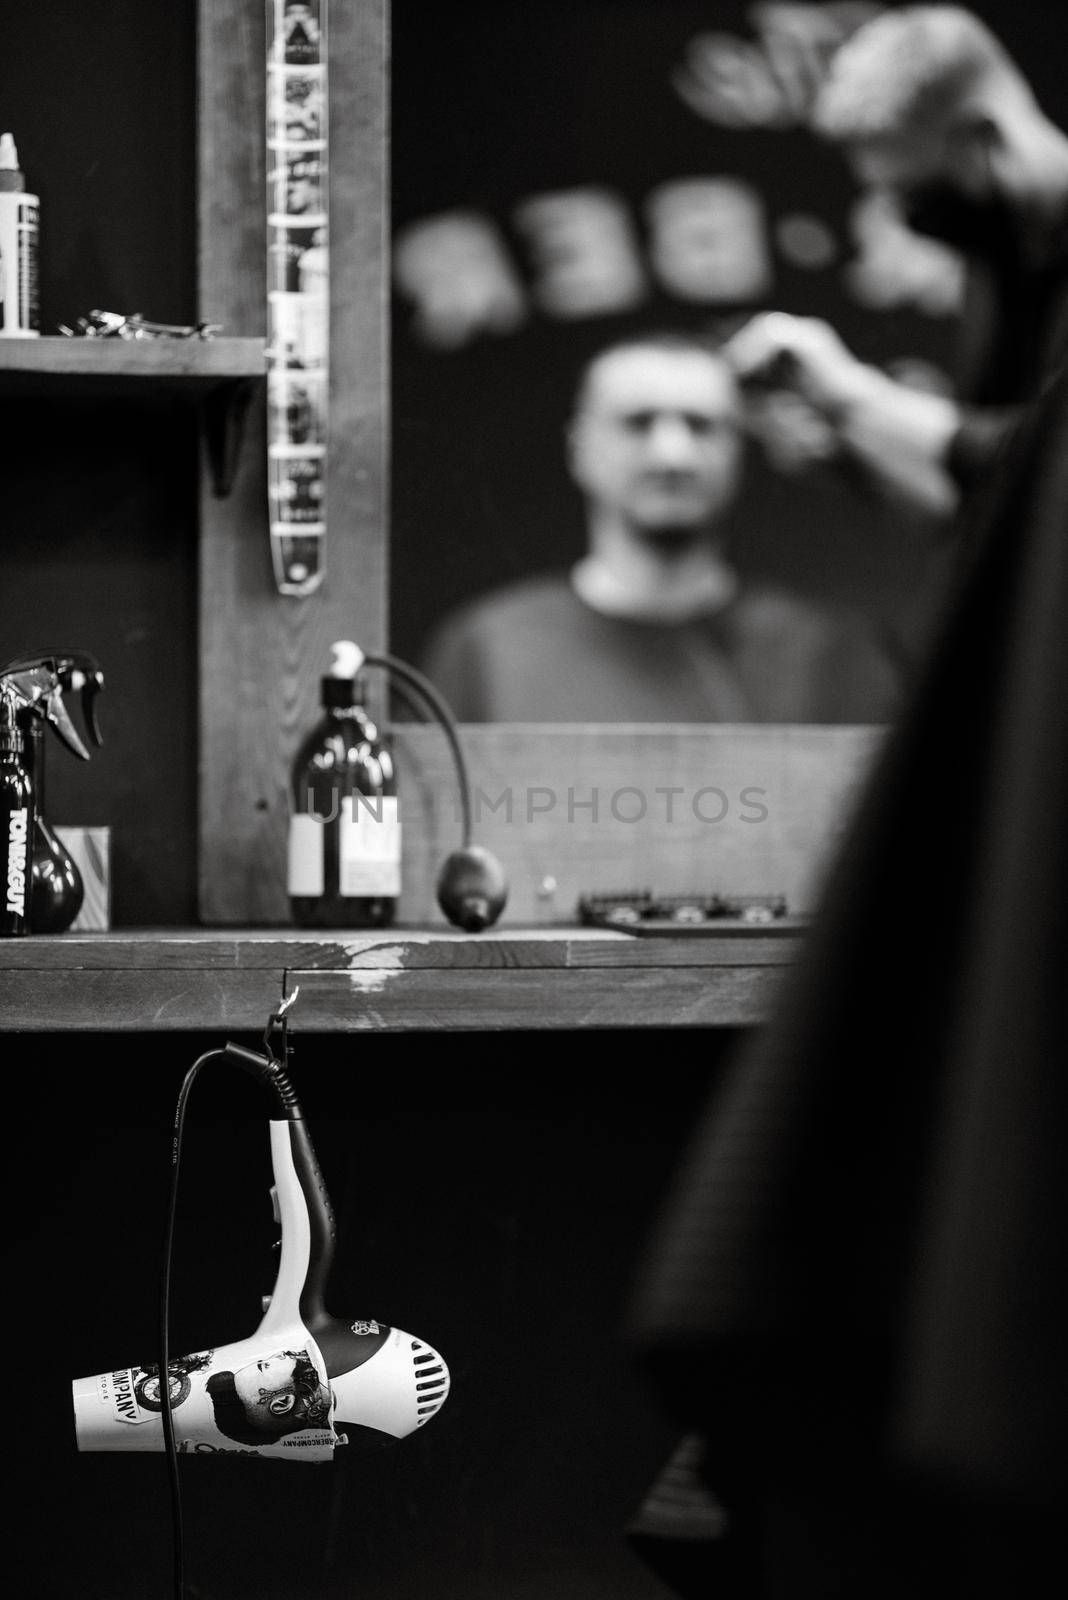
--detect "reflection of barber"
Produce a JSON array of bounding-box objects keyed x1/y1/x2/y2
[
  {"x1": 724, "y1": 6, "x2": 1068, "y2": 523},
  {"x1": 420, "y1": 332, "x2": 902, "y2": 722},
  {"x1": 206, "y1": 1350, "x2": 332, "y2": 1446}
]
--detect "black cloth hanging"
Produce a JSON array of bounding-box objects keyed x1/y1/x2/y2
[{"x1": 624, "y1": 361, "x2": 1068, "y2": 1598}]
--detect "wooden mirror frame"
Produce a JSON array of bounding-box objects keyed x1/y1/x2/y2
[{"x1": 194, "y1": 0, "x2": 882, "y2": 929}]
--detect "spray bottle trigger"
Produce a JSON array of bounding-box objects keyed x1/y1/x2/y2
[
  {"x1": 42, "y1": 688, "x2": 92, "y2": 761},
  {"x1": 80, "y1": 671, "x2": 105, "y2": 747}
]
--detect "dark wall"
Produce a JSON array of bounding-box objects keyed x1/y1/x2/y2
[
  {"x1": 11, "y1": 1028, "x2": 730, "y2": 1600},
  {"x1": 389, "y1": 0, "x2": 1068, "y2": 668},
  {"x1": 0, "y1": 0, "x2": 199, "y2": 925}
]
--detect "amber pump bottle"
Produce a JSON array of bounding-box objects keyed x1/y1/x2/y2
[{"x1": 287, "y1": 640, "x2": 400, "y2": 928}]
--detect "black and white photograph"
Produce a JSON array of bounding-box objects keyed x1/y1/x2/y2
[{"x1": 1, "y1": 3, "x2": 1066, "y2": 1597}]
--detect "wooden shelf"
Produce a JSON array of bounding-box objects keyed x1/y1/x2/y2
[
  {"x1": 0, "y1": 923, "x2": 804, "y2": 1032},
  {"x1": 0, "y1": 334, "x2": 266, "y2": 495},
  {"x1": 0, "y1": 334, "x2": 266, "y2": 394}
]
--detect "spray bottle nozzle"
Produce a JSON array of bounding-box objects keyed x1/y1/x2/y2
[
  {"x1": 0, "y1": 650, "x2": 105, "y2": 760},
  {"x1": 0, "y1": 686, "x2": 24, "y2": 753}
]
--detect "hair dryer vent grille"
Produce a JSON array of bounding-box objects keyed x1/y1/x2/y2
[{"x1": 411, "y1": 1338, "x2": 450, "y2": 1424}]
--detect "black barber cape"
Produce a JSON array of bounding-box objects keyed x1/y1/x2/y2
[{"x1": 625, "y1": 363, "x2": 1068, "y2": 1598}]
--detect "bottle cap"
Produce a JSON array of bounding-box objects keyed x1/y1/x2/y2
[
  {"x1": 328, "y1": 640, "x2": 364, "y2": 677},
  {"x1": 0, "y1": 132, "x2": 23, "y2": 192},
  {"x1": 321, "y1": 639, "x2": 366, "y2": 707}
]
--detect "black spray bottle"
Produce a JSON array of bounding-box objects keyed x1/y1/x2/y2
[
  {"x1": 1, "y1": 686, "x2": 35, "y2": 937},
  {"x1": 0, "y1": 651, "x2": 104, "y2": 934},
  {"x1": 287, "y1": 639, "x2": 400, "y2": 928},
  {"x1": 25, "y1": 716, "x2": 84, "y2": 933}
]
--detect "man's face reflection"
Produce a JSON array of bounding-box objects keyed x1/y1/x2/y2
[{"x1": 568, "y1": 347, "x2": 744, "y2": 537}]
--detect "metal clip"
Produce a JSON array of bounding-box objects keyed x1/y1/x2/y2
[{"x1": 263, "y1": 981, "x2": 300, "y2": 1065}]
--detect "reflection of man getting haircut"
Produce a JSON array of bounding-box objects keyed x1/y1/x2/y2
[
  {"x1": 724, "y1": 6, "x2": 1068, "y2": 523},
  {"x1": 206, "y1": 1349, "x2": 333, "y2": 1446},
  {"x1": 420, "y1": 333, "x2": 902, "y2": 722}
]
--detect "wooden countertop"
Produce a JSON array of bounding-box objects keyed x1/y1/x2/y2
[{"x1": 0, "y1": 923, "x2": 805, "y2": 1031}]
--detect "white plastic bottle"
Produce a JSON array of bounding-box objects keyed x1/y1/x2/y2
[{"x1": 0, "y1": 132, "x2": 40, "y2": 337}]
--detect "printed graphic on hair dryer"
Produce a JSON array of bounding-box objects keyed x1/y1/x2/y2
[
  {"x1": 74, "y1": 1323, "x2": 449, "y2": 1460},
  {"x1": 73, "y1": 1107, "x2": 449, "y2": 1461},
  {"x1": 75, "y1": 1333, "x2": 336, "y2": 1459}
]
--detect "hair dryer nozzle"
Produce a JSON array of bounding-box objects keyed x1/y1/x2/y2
[{"x1": 327, "y1": 1323, "x2": 450, "y2": 1441}]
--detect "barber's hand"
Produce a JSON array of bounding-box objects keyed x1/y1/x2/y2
[
  {"x1": 722, "y1": 311, "x2": 962, "y2": 520},
  {"x1": 721, "y1": 311, "x2": 876, "y2": 415},
  {"x1": 743, "y1": 388, "x2": 842, "y2": 474}
]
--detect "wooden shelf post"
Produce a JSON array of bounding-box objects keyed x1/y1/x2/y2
[{"x1": 196, "y1": 0, "x2": 389, "y2": 924}]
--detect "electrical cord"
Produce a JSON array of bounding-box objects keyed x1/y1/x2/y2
[
  {"x1": 158, "y1": 1034, "x2": 301, "y2": 1600},
  {"x1": 364, "y1": 648, "x2": 508, "y2": 929},
  {"x1": 365, "y1": 651, "x2": 473, "y2": 847},
  {"x1": 159, "y1": 1047, "x2": 226, "y2": 1600}
]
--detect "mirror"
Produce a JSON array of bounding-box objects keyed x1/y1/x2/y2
[{"x1": 388, "y1": 0, "x2": 969, "y2": 724}]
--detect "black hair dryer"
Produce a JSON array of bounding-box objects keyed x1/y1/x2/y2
[{"x1": 0, "y1": 649, "x2": 104, "y2": 933}]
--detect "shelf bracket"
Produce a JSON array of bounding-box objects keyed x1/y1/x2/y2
[{"x1": 202, "y1": 376, "x2": 258, "y2": 498}]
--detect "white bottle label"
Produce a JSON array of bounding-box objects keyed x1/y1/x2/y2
[
  {"x1": 339, "y1": 795, "x2": 401, "y2": 896},
  {"x1": 0, "y1": 194, "x2": 40, "y2": 337},
  {"x1": 5, "y1": 806, "x2": 29, "y2": 917},
  {"x1": 287, "y1": 812, "x2": 324, "y2": 896}
]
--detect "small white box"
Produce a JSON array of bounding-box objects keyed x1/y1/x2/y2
[{"x1": 54, "y1": 826, "x2": 111, "y2": 931}]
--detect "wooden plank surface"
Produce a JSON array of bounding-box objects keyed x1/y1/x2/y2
[
  {"x1": 196, "y1": 0, "x2": 389, "y2": 924},
  {"x1": 0, "y1": 335, "x2": 266, "y2": 382},
  {"x1": 0, "y1": 925, "x2": 800, "y2": 1031},
  {"x1": 284, "y1": 964, "x2": 782, "y2": 1030},
  {"x1": 0, "y1": 961, "x2": 783, "y2": 1032},
  {"x1": 0, "y1": 971, "x2": 282, "y2": 1032},
  {"x1": 0, "y1": 925, "x2": 801, "y2": 969}
]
